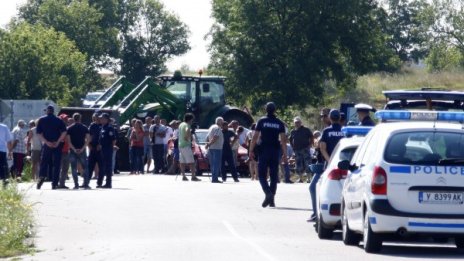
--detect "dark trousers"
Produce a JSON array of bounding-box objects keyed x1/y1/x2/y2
[
  {"x1": 11, "y1": 152, "x2": 25, "y2": 177},
  {"x1": 221, "y1": 150, "x2": 238, "y2": 181},
  {"x1": 0, "y1": 151, "x2": 8, "y2": 181},
  {"x1": 152, "y1": 144, "x2": 165, "y2": 173},
  {"x1": 130, "y1": 146, "x2": 144, "y2": 172},
  {"x1": 88, "y1": 148, "x2": 102, "y2": 180},
  {"x1": 98, "y1": 148, "x2": 113, "y2": 186},
  {"x1": 258, "y1": 148, "x2": 279, "y2": 196},
  {"x1": 39, "y1": 145, "x2": 62, "y2": 187}
]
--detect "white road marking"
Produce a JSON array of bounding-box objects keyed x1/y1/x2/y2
[{"x1": 223, "y1": 220, "x2": 278, "y2": 261}]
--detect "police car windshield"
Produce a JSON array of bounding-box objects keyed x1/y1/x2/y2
[{"x1": 384, "y1": 131, "x2": 464, "y2": 165}]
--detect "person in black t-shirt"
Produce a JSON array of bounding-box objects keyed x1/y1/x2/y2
[
  {"x1": 36, "y1": 105, "x2": 67, "y2": 190},
  {"x1": 221, "y1": 121, "x2": 239, "y2": 182},
  {"x1": 249, "y1": 102, "x2": 287, "y2": 208},
  {"x1": 289, "y1": 116, "x2": 313, "y2": 183},
  {"x1": 67, "y1": 113, "x2": 90, "y2": 189}
]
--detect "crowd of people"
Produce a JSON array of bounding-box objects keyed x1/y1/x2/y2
[{"x1": 0, "y1": 101, "x2": 376, "y2": 213}]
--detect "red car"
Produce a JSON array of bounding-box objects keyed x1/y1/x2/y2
[{"x1": 194, "y1": 129, "x2": 249, "y2": 177}]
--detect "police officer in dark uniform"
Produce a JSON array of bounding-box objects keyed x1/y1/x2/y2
[
  {"x1": 309, "y1": 109, "x2": 344, "y2": 221},
  {"x1": 249, "y1": 102, "x2": 287, "y2": 208},
  {"x1": 88, "y1": 112, "x2": 102, "y2": 185},
  {"x1": 36, "y1": 105, "x2": 67, "y2": 190},
  {"x1": 97, "y1": 113, "x2": 116, "y2": 188},
  {"x1": 355, "y1": 103, "x2": 376, "y2": 126}
]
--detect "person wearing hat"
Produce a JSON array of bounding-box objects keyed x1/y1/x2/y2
[
  {"x1": 249, "y1": 102, "x2": 287, "y2": 208},
  {"x1": 97, "y1": 113, "x2": 117, "y2": 188},
  {"x1": 355, "y1": 103, "x2": 376, "y2": 126},
  {"x1": 10, "y1": 120, "x2": 27, "y2": 180},
  {"x1": 289, "y1": 116, "x2": 313, "y2": 183},
  {"x1": 88, "y1": 112, "x2": 102, "y2": 183},
  {"x1": 36, "y1": 105, "x2": 67, "y2": 190},
  {"x1": 309, "y1": 109, "x2": 344, "y2": 221}
]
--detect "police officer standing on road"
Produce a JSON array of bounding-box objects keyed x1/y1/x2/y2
[
  {"x1": 309, "y1": 109, "x2": 344, "y2": 221},
  {"x1": 249, "y1": 102, "x2": 287, "y2": 208},
  {"x1": 36, "y1": 105, "x2": 67, "y2": 190},
  {"x1": 355, "y1": 103, "x2": 376, "y2": 126},
  {"x1": 98, "y1": 113, "x2": 117, "y2": 188},
  {"x1": 88, "y1": 113, "x2": 102, "y2": 183}
]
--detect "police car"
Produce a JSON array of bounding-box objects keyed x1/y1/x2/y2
[
  {"x1": 339, "y1": 110, "x2": 464, "y2": 253},
  {"x1": 315, "y1": 126, "x2": 372, "y2": 239}
]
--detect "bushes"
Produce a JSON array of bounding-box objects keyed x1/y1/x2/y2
[{"x1": 0, "y1": 182, "x2": 34, "y2": 257}]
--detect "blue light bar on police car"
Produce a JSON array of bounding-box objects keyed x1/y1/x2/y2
[
  {"x1": 341, "y1": 126, "x2": 373, "y2": 136},
  {"x1": 375, "y1": 110, "x2": 464, "y2": 122}
]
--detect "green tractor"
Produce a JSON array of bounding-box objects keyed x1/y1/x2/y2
[
  {"x1": 142, "y1": 73, "x2": 254, "y2": 128},
  {"x1": 60, "y1": 72, "x2": 254, "y2": 170}
]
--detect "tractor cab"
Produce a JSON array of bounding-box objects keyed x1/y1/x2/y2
[{"x1": 157, "y1": 74, "x2": 226, "y2": 126}]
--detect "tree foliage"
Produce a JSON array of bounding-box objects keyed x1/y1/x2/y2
[
  {"x1": 208, "y1": 0, "x2": 400, "y2": 110},
  {"x1": 378, "y1": 0, "x2": 429, "y2": 62},
  {"x1": 17, "y1": 0, "x2": 190, "y2": 87},
  {"x1": 421, "y1": 0, "x2": 464, "y2": 71},
  {"x1": 119, "y1": 0, "x2": 191, "y2": 83},
  {"x1": 19, "y1": 0, "x2": 119, "y2": 65},
  {"x1": 0, "y1": 23, "x2": 87, "y2": 105}
]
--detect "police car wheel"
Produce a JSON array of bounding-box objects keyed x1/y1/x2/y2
[
  {"x1": 455, "y1": 237, "x2": 464, "y2": 248},
  {"x1": 317, "y1": 214, "x2": 333, "y2": 239},
  {"x1": 342, "y1": 204, "x2": 361, "y2": 246},
  {"x1": 363, "y1": 212, "x2": 382, "y2": 253}
]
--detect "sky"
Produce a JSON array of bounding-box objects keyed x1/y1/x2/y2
[{"x1": 0, "y1": 0, "x2": 213, "y2": 71}]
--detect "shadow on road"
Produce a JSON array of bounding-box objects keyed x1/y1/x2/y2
[
  {"x1": 365, "y1": 244, "x2": 464, "y2": 259},
  {"x1": 272, "y1": 207, "x2": 311, "y2": 211},
  {"x1": 321, "y1": 232, "x2": 464, "y2": 258}
]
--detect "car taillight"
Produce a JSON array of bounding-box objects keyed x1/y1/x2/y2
[
  {"x1": 327, "y1": 168, "x2": 348, "y2": 180},
  {"x1": 371, "y1": 166, "x2": 387, "y2": 195}
]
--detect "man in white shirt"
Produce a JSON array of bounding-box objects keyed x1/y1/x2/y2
[
  {"x1": 161, "y1": 119, "x2": 173, "y2": 171},
  {"x1": 0, "y1": 123, "x2": 13, "y2": 186},
  {"x1": 150, "y1": 115, "x2": 167, "y2": 173},
  {"x1": 206, "y1": 117, "x2": 224, "y2": 183},
  {"x1": 11, "y1": 120, "x2": 27, "y2": 180}
]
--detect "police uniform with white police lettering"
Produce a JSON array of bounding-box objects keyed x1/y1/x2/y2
[
  {"x1": 98, "y1": 113, "x2": 116, "y2": 188},
  {"x1": 254, "y1": 102, "x2": 286, "y2": 207},
  {"x1": 309, "y1": 109, "x2": 344, "y2": 221}
]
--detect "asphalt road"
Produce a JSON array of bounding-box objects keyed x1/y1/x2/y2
[{"x1": 18, "y1": 173, "x2": 464, "y2": 261}]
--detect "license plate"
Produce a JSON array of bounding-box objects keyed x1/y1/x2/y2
[{"x1": 419, "y1": 192, "x2": 464, "y2": 205}]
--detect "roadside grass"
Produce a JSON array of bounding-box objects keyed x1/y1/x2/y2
[
  {"x1": 297, "y1": 67, "x2": 464, "y2": 130},
  {"x1": 351, "y1": 67, "x2": 464, "y2": 108},
  {"x1": 0, "y1": 182, "x2": 35, "y2": 258}
]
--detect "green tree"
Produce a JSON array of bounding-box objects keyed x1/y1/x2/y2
[
  {"x1": 119, "y1": 0, "x2": 190, "y2": 82},
  {"x1": 0, "y1": 23, "x2": 87, "y2": 105},
  {"x1": 18, "y1": 0, "x2": 191, "y2": 83},
  {"x1": 379, "y1": 0, "x2": 429, "y2": 62},
  {"x1": 19, "y1": 0, "x2": 119, "y2": 65},
  {"x1": 422, "y1": 0, "x2": 464, "y2": 71},
  {"x1": 208, "y1": 0, "x2": 400, "y2": 110}
]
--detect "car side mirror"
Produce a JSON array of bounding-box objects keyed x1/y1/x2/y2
[
  {"x1": 338, "y1": 160, "x2": 350, "y2": 170},
  {"x1": 202, "y1": 84, "x2": 210, "y2": 93},
  {"x1": 338, "y1": 160, "x2": 358, "y2": 171}
]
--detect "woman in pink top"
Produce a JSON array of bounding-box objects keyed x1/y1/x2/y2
[{"x1": 130, "y1": 120, "x2": 145, "y2": 174}]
